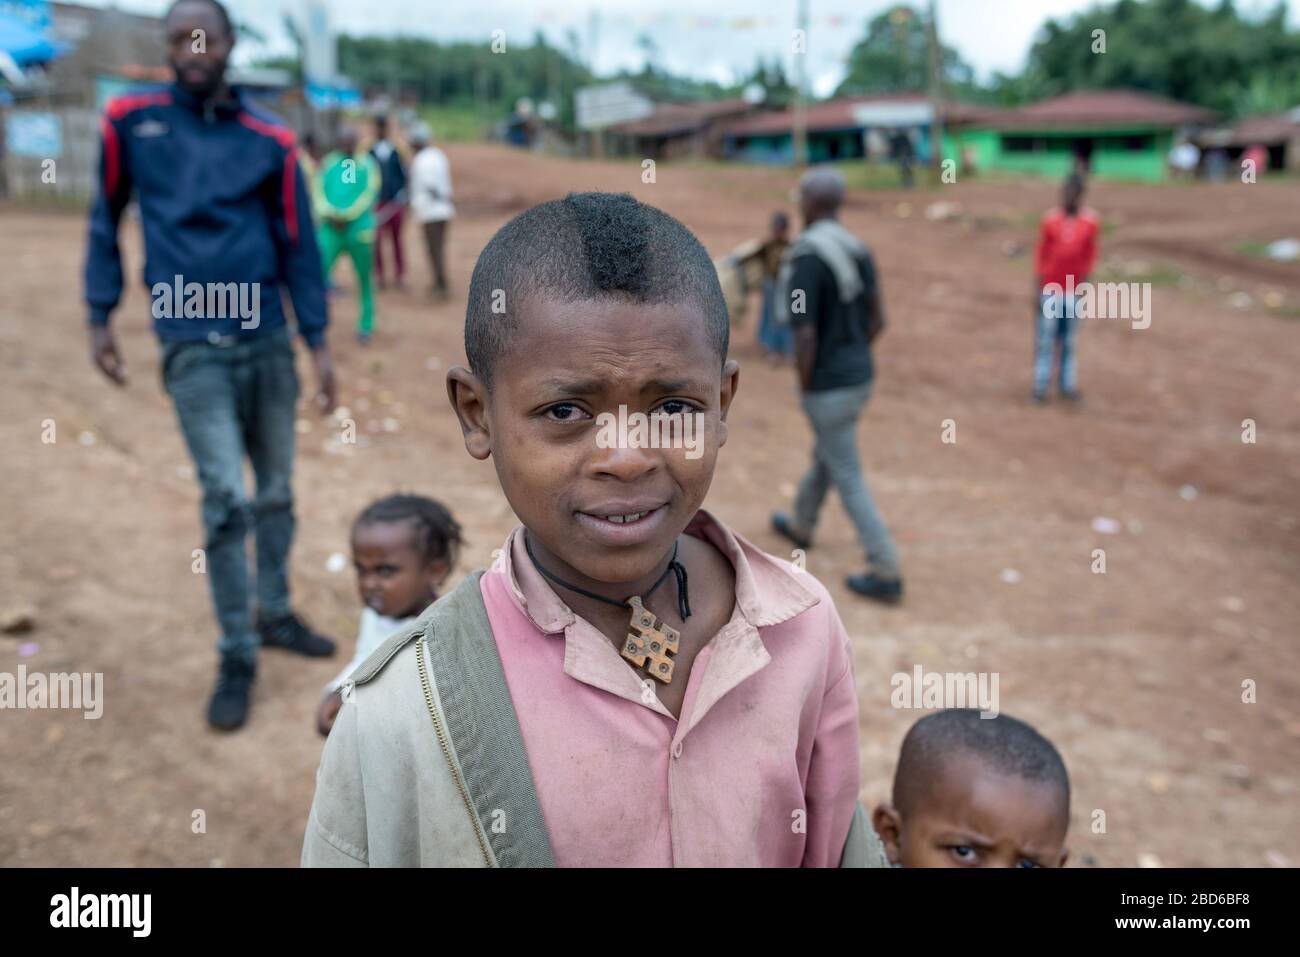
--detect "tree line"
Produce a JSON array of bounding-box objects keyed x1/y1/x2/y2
[{"x1": 256, "y1": 0, "x2": 1300, "y2": 127}]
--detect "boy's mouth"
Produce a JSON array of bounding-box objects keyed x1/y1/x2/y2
[{"x1": 574, "y1": 503, "x2": 669, "y2": 547}]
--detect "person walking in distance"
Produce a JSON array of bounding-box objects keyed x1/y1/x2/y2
[
  {"x1": 370, "y1": 114, "x2": 408, "y2": 289},
  {"x1": 407, "y1": 122, "x2": 455, "y2": 300},
  {"x1": 771, "y1": 167, "x2": 904, "y2": 604},
  {"x1": 317, "y1": 126, "x2": 381, "y2": 342},
  {"x1": 83, "y1": 0, "x2": 338, "y2": 730},
  {"x1": 1032, "y1": 173, "x2": 1099, "y2": 404}
]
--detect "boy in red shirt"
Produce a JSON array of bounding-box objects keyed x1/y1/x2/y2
[{"x1": 1033, "y1": 174, "x2": 1099, "y2": 403}]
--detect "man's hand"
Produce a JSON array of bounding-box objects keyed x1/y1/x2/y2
[
  {"x1": 90, "y1": 325, "x2": 127, "y2": 385},
  {"x1": 793, "y1": 323, "x2": 818, "y2": 393},
  {"x1": 311, "y1": 343, "x2": 337, "y2": 414},
  {"x1": 866, "y1": 286, "x2": 886, "y2": 345}
]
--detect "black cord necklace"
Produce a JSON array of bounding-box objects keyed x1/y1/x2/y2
[{"x1": 523, "y1": 533, "x2": 692, "y2": 684}]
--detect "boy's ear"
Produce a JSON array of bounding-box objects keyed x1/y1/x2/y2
[
  {"x1": 1056, "y1": 846, "x2": 1070, "y2": 868},
  {"x1": 716, "y1": 359, "x2": 740, "y2": 448},
  {"x1": 871, "y1": 803, "x2": 904, "y2": 866},
  {"x1": 446, "y1": 366, "x2": 492, "y2": 460}
]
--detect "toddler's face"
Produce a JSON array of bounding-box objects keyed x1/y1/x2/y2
[
  {"x1": 455, "y1": 294, "x2": 738, "y2": 586},
  {"x1": 352, "y1": 520, "x2": 445, "y2": 620}
]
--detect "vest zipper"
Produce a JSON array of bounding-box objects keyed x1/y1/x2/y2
[{"x1": 415, "y1": 636, "x2": 492, "y2": 867}]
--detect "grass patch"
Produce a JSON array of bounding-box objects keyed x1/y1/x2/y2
[
  {"x1": 1093, "y1": 260, "x2": 1188, "y2": 286},
  {"x1": 1234, "y1": 239, "x2": 1277, "y2": 258},
  {"x1": 417, "y1": 104, "x2": 493, "y2": 142},
  {"x1": 0, "y1": 194, "x2": 89, "y2": 213},
  {"x1": 840, "y1": 162, "x2": 945, "y2": 191}
]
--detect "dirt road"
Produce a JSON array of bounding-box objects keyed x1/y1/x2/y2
[{"x1": 2, "y1": 144, "x2": 1297, "y2": 866}]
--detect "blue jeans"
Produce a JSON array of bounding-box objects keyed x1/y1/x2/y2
[
  {"x1": 758, "y1": 278, "x2": 793, "y2": 356},
  {"x1": 162, "y1": 329, "x2": 300, "y2": 663},
  {"x1": 1034, "y1": 292, "x2": 1081, "y2": 395},
  {"x1": 793, "y1": 380, "x2": 900, "y2": 577}
]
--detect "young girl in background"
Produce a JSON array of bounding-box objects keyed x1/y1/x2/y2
[{"x1": 316, "y1": 494, "x2": 461, "y2": 735}]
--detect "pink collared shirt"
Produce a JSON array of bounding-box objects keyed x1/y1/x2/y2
[{"x1": 479, "y1": 509, "x2": 861, "y2": 867}]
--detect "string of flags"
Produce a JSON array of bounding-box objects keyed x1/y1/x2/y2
[{"x1": 535, "y1": 11, "x2": 859, "y2": 30}]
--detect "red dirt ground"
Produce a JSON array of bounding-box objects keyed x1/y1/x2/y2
[{"x1": 2, "y1": 143, "x2": 1298, "y2": 866}]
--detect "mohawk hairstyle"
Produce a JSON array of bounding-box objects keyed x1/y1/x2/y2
[
  {"x1": 893, "y1": 709, "x2": 1071, "y2": 820},
  {"x1": 464, "y1": 191, "x2": 729, "y2": 388}
]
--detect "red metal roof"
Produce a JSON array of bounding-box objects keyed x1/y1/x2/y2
[
  {"x1": 607, "y1": 99, "x2": 755, "y2": 137},
  {"x1": 982, "y1": 89, "x2": 1216, "y2": 130},
  {"x1": 718, "y1": 94, "x2": 992, "y2": 138},
  {"x1": 1218, "y1": 111, "x2": 1300, "y2": 145}
]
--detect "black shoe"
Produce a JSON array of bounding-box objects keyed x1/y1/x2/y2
[
  {"x1": 771, "y1": 512, "x2": 812, "y2": 550},
  {"x1": 1031, "y1": 389, "x2": 1047, "y2": 405},
  {"x1": 207, "y1": 657, "x2": 255, "y2": 731},
  {"x1": 1061, "y1": 389, "x2": 1083, "y2": 404},
  {"x1": 257, "y1": 613, "x2": 337, "y2": 658},
  {"x1": 845, "y1": 572, "x2": 904, "y2": 605}
]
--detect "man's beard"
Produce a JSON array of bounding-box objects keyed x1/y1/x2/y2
[{"x1": 171, "y1": 59, "x2": 226, "y2": 99}]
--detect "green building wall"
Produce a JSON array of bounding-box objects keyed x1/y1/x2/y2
[{"x1": 943, "y1": 127, "x2": 1174, "y2": 182}]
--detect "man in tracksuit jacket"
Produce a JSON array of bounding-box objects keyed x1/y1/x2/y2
[{"x1": 83, "y1": 0, "x2": 338, "y2": 730}]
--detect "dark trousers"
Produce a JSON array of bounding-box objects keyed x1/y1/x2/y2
[
  {"x1": 373, "y1": 201, "x2": 405, "y2": 283},
  {"x1": 422, "y1": 219, "x2": 449, "y2": 292},
  {"x1": 161, "y1": 328, "x2": 299, "y2": 663}
]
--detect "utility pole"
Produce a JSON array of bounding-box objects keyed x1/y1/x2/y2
[
  {"x1": 587, "y1": 7, "x2": 603, "y2": 158},
  {"x1": 792, "y1": 0, "x2": 808, "y2": 169},
  {"x1": 926, "y1": 0, "x2": 945, "y2": 173}
]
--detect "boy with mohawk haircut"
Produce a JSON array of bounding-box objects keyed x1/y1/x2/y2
[{"x1": 303, "y1": 192, "x2": 887, "y2": 868}]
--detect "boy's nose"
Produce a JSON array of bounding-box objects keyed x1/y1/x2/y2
[{"x1": 587, "y1": 443, "x2": 659, "y2": 482}]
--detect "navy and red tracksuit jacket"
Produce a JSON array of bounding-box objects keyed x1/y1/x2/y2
[{"x1": 83, "y1": 83, "x2": 328, "y2": 346}]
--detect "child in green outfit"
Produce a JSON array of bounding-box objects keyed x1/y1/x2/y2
[{"x1": 316, "y1": 126, "x2": 381, "y2": 342}]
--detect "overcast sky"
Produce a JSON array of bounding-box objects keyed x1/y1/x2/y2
[{"x1": 91, "y1": 0, "x2": 1297, "y2": 94}]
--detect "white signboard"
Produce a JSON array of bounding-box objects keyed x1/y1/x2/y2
[
  {"x1": 851, "y1": 101, "x2": 934, "y2": 129},
  {"x1": 6, "y1": 112, "x2": 61, "y2": 157},
  {"x1": 575, "y1": 82, "x2": 653, "y2": 130}
]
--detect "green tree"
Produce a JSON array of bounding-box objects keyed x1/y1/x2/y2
[
  {"x1": 835, "y1": 4, "x2": 974, "y2": 97},
  {"x1": 744, "y1": 54, "x2": 794, "y2": 108},
  {"x1": 1022, "y1": 0, "x2": 1300, "y2": 118}
]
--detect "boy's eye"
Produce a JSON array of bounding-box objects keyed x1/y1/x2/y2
[
  {"x1": 948, "y1": 845, "x2": 978, "y2": 864},
  {"x1": 1017, "y1": 858, "x2": 1041, "y2": 869},
  {"x1": 544, "y1": 403, "x2": 590, "y2": 422},
  {"x1": 655, "y1": 399, "x2": 698, "y2": 417}
]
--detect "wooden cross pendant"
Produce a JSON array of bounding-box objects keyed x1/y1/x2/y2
[{"x1": 622, "y1": 596, "x2": 680, "y2": 684}]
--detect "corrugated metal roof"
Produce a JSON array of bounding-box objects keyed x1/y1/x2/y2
[
  {"x1": 607, "y1": 99, "x2": 754, "y2": 137},
  {"x1": 1219, "y1": 111, "x2": 1300, "y2": 145},
  {"x1": 718, "y1": 94, "x2": 991, "y2": 138},
  {"x1": 981, "y1": 89, "x2": 1216, "y2": 130}
]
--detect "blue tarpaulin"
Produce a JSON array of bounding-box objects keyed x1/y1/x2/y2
[{"x1": 0, "y1": 14, "x2": 69, "y2": 66}]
